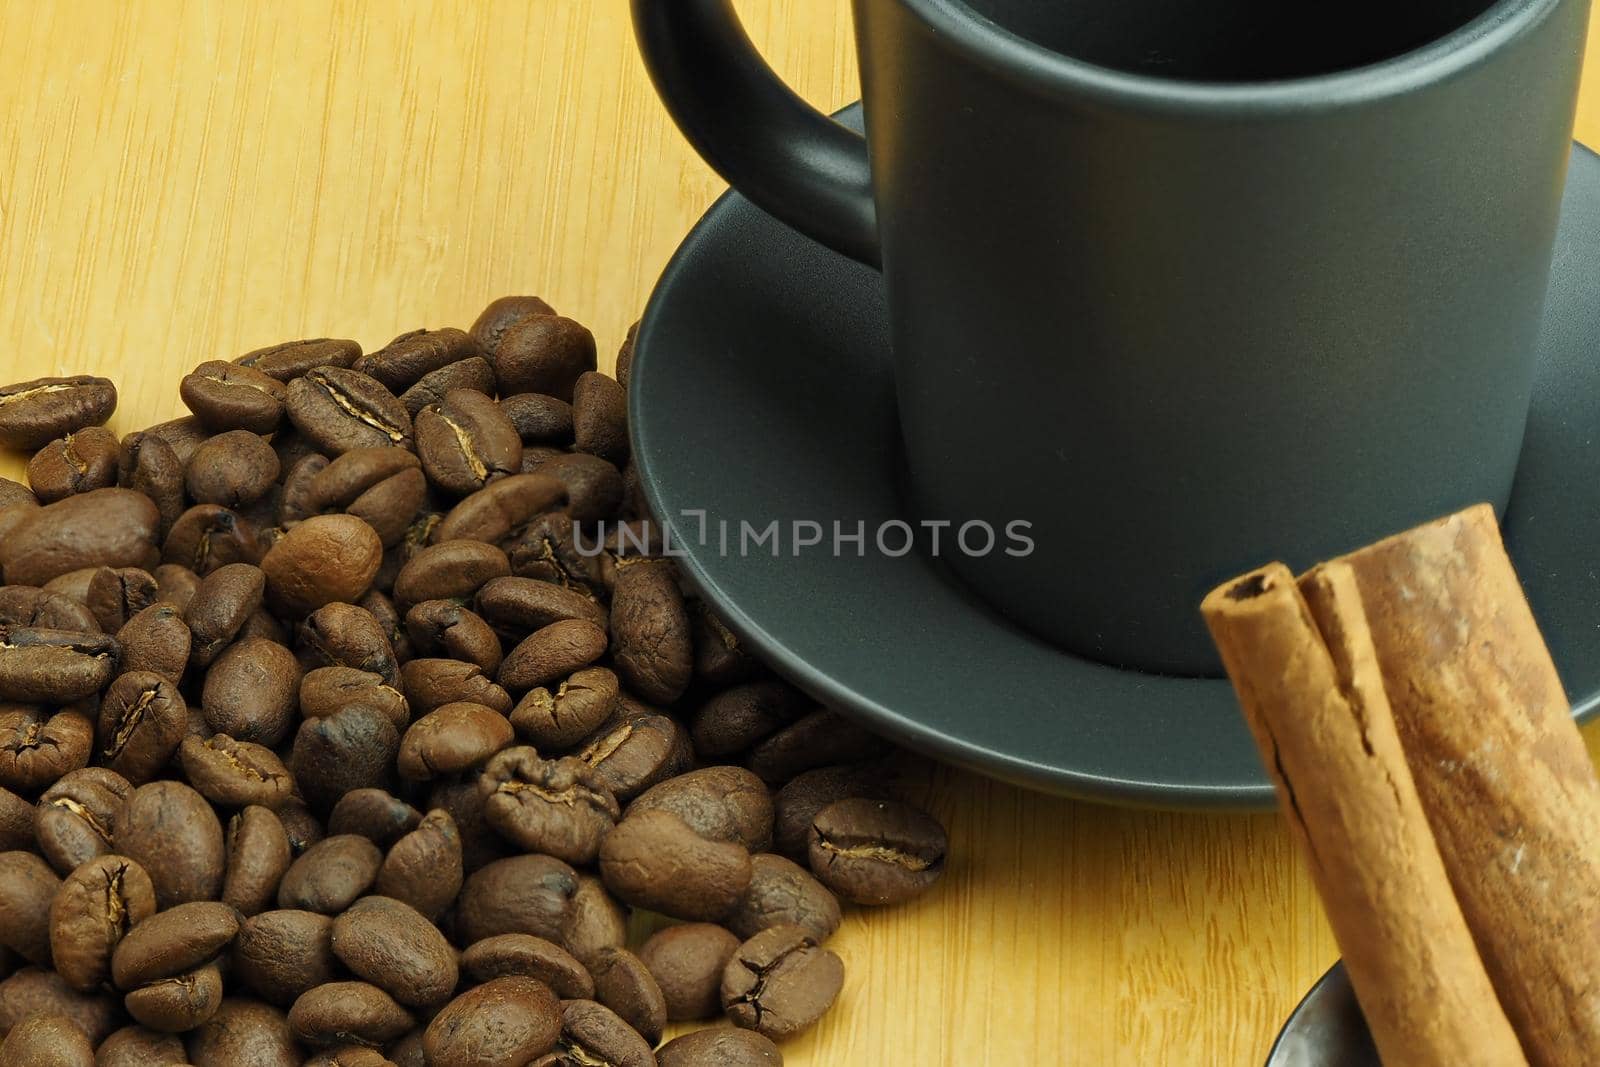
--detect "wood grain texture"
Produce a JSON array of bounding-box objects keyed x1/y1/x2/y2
[{"x1": 2, "y1": 3, "x2": 1597, "y2": 1063}]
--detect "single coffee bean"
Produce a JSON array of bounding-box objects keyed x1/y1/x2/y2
[
  {"x1": 588, "y1": 946, "x2": 666, "y2": 1044},
  {"x1": 96, "y1": 1025, "x2": 191, "y2": 1067},
  {"x1": 222, "y1": 805, "x2": 293, "y2": 917},
  {"x1": 49, "y1": 854, "x2": 157, "y2": 991},
  {"x1": 522, "y1": 452, "x2": 622, "y2": 524},
  {"x1": 279, "y1": 452, "x2": 332, "y2": 525},
  {"x1": 139, "y1": 416, "x2": 209, "y2": 465},
  {"x1": 183, "y1": 562, "x2": 265, "y2": 667},
  {"x1": 598, "y1": 810, "x2": 752, "y2": 922},
  {"x1": 499, "y1": 619, "x2": 608, "y2": 691},
  {"x1": 288, "y1": 703, "x2": 400, "y2": 812},
  {"x1": 285, "y1": 367, "x2": 413, "y2": 456},
  {"x1": 151, "y1": 563, "x2": 202, "y2": 612},
  {"x1": 544, "y1": 999, "x2": 654, "y2": 1067},
  {"x1": 0, "y1": 786, "x2": 34, "y2": 851},
  {"x1": 326, "y1": 789, "x2": 419, "y2": 847},
  {"x1": 690, "y1": 602, "x2": 760, "y2": 686},
  {"x1": 728, "y1": 854, "x2": 841, "y2": 942},
  {"x1": 180, "y1": 733, "x2": 296, "y2": 810},
  {"x1": 0, "y1": 851, "x2": 62, "y2": 964},
  {"x1": 123, "y1": 960, "x2": 224, "y2": 1032},
  {"x1": 162, "y1": 504, "x2": 265, "y2": 575},
  {"x1": 0, "y1": 376, "x2": 117, "y2": 450},
  {"x1": 78, "y1": 566, "x2": 158, "y2": 634},
  {"x1": 274, "y1": 798, "x2": 325, "y2": 856},
  {"x1": 355, "y1": 328, "x2": 482, "y2": 393},
  {"x1": 571, "y1": 371, "x2": 629, "y2": 466},
  {"x1": 0, "y1": 1013, "x2": 96, "y2": 1067},
  {"x1": 0, "y1": 626, "x2": 119, "y2": 704},
  {"x1": 35, "y1": 767, "x2": 130, "y2": 874},
  {"x1": 235, "y1": 338, "x2": 362, "y2": 381},
  {"x1": 689, "y1": 682, "x2": 810, "y2": 761},
  {"x1": 180, "y1": 359, "x2": 289, "y2": 434},
  {"x1": 476, "y1": 576, "x2": 606, "y2": 636},
  {"x1": 375, "y1": 807, "x2": 463, "y2": 921},
  {"x1": 575, "y1": 713, "x2": 692, "y2": 802},
  {"x1": 289, "y1": 980, "x2": 415, "y2": 1048},
  {"x1": 499, "y1": 392, "x2": 574, "y2": 446},
  {"x1": 614, "y1": 322, "x2": 638, "y2": 389},
  {"x1": 509, "y1": 667, "x2": 620, "y2": 751},
  {"x1": 396, "y1": 701, "x2": 513, "y2": 781},
  {"x1": 432, "y1": 472, "x2": 568, "y2": 545},
  {"x1": 392, "y1": 539, "x2": 511, "y2": 608},
  {"x1": 187, "y1": 998, "x2": 300, "y2": 1067},
  {"x1": 0, "y1": 477, "x2": 35, "y2": 508},
  {"x1": 0, "y1": 489, "x2": 161, "y2": 587},
  {"x1": 399, "y1": 355, "x2": 498, "y2": 417},
  {"x1": 300, "y1": 668, "x2": 410, "y2": 730},
  {"x1": 116, "y1": 433, "x2": 186, "y2": 539},
  {"x1": 330, "y1": 895, "x2": 458, "y2": 1008},
  {"x1": 746, "y1": 709, "x2": 889, "y2": 785},
  {"x1": 297, "y1": 601, "x2": 400, "y2": 686},
  {"x1": 493, "y1": 315, "x2": 596, "y2": 401},
  {"x1": 183, "y1": 429, "x2": 281, "y2": 507},
  {"x1": 628, "y1": 765, "x2": 774, "y2": 853},
  {"x1": 721, "y1": 924, "x2": 843, "y2": 1040},
  {"x1": 561, "y1": 875, "x2": 628, "y2": 969},
  {"x1": 276, "y1": 835, "x2": 382, "y2": 914},
  {"x1": 307, "y1": 447, "x2": 426, "y2": 548},
  {"x1": 0, "y1": 703, "x2": 95, "y2": 792},
  {"x1": 111, "y1": 900, "x2": 238, "y2": 990},
  {"x1": 26, "y1": 427, "x2": 121, "y2": 503},
  {"x1": 504, "y1": 511, "x2": 605, "y2": 593},
  {"x1": 457, "y1": 854, "x2": 577, "y2": 945},
  {"x1": 657, "y1": 1027, "x2": 784, "y2": 1067},
  {"x1": 470, "y1": 295, "x2": 556, "y2": 358},
  {"x1": 423, "y1": 976, "x2": 561, "y2": 1067},
  {"x1": 415, "y1": 388, "x2": 522, "y2": 496},
  {"x1": 460, "y1": 934, "x2": 593, "y2": 999},
  {"x1": 404, "y1": 600, "x2": 501, "y2": 673},
  {"x1": 400, "y1": 658, "x2": 512, "y2": 715},
  {"x1": 92, "y1": 672, "x2": 184, "y2": 786},
  {"x1": 260, "y1": 514, "x2": 383, "y2": 617},
  {"x1": 638, "y1": 923, "x2": 742, "y2": 1022},
  {"x1": 808, "y1": 797, "x2": 948, "y2": 906},
  {"x1": 202, "y1": 637, "x2": 302, "y2": 746},
  {"x1": 233, "y1": 910, "x2": 337, "y2": 1006},
  {"x1": 607, "y1": 561, "x2": 690, "y2": 705},
  {"x1": 480, "y1": 749, "x2": 619, "y2": 865},
  {"x1": 115, "y1": 781, "x2": 225, "y2": 908}
]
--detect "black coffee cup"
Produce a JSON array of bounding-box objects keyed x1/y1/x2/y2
[{"x1": 634, "y1": 0, "x2": 1588, "y2": 674}]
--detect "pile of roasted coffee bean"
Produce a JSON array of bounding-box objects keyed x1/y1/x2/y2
[{"x1": 0, "y1": 296, "x2": 949, "y2": 1067}]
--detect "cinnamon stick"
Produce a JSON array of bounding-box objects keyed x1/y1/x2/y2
[
  {"x1": 1202, "y1": 562, "x2": 1526, "y2": 1067},
  {"x1": 1311, "y1": 504, "x2": 1600, "y2": 1067}
]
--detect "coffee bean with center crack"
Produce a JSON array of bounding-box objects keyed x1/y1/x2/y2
[
  {"x1": 35, "y1": 767, "x2": 130, "y2": 874},
  {"x1": 235, "y1": 339, "x2": 361, "y2": 381},
  {"x1": 180, "y1": 359, "x2": 289, "y2": 434},
  {"x1": 355, "y1": 328, "x2": 483, "y2": 394},
  {"x1": 285, "y1": 367, "x2": 413, "y2": 456},
  {"x1": 0, "y1": 376, "x2": 117, "y2": 451},
  {"x1": 415, "y1": 388, "x2": 522, "y2": 496},
  {"x1": 49, "y1": 854, "x2": 157, "y2": 992},
  {"x1": 721, "y1": 924, "x2": 844, "y2": 1040},
  {"x1": 180, "y1": 733, "x2": 296, "y2": 810},
  {"x1": 808, "y1": 797, "x2": 948, "y2": 906},
  {"x1": 509, "y1": 667, "x2": 620, "y2": 751},
  {"x1": 27, "y1": 427, "x2": 121, "y2": 503},
  {"x1": 0, "y1": 703, "x2": 95, "y2": 793},
  {"x1": 480, "y1": 748, "x2": 618, "y2": 865}
]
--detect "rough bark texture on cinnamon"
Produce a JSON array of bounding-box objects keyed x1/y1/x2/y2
[
  {"x1": 1203, "y1": 562, "x2": 1526, "y2": 1067},
  {"x1": 1313, "y1": 504, "x2": 1600, "y2": 1067}
]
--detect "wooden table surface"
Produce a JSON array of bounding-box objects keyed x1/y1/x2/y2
[{"x1": 3, "y1": 3, "x2": 1598, "y2": 1063}]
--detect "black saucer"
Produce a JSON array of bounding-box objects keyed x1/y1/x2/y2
[{"x1": 631, "y1": 106, "x2": 1600, "y2": 808}]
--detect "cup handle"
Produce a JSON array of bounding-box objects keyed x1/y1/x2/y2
[{"x1": 631, "y1": 0, "x2": 880, "y2": 267}]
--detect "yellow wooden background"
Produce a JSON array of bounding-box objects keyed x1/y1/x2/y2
[{"x1": 2, "y1": 3, "x2": 1597, "y2": 1063}]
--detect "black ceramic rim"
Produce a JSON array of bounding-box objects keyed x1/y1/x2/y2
[
  {"x1": 903, "y1": 0, "x2": 1561, "y2": 112},
  {"x1": 630, "y1": 121, "x2": 1600, "y2": 809}
]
